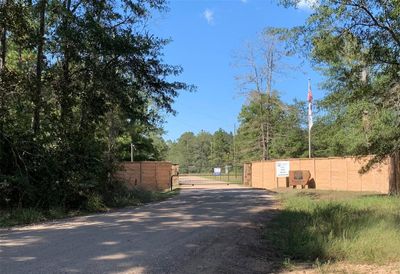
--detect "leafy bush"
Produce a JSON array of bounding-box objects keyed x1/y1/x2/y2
[
  {"x1": 0, "y1": 208, "x2": 45, "y2": 227},
  {"x1": 86, "y1": 193, "x2": 107, "y2": 212}
]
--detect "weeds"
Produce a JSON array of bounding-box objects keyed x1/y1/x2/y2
[
  {"x1": 0, "y1": 188, "x2": 180, "y2": 228},
  {"x1": 266, "y1": 191, "x2": 400, "y2": 264}
]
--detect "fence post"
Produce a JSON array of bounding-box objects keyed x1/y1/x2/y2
[
  {"x1": 140, "y1": 162, "x2": 142, "y2": 185},
  {"x1": 329, "y1": 158, "x2": 332, "y2": 190},
  {"x1": 346, "y1": 157, "x2": 349, "y2": 191},
  {"x1": 155, "y1": 162, "x2": 157, "y2": 190},
  {"x1": 313, "y1": 158, "x2": 316, "y2": 187}
]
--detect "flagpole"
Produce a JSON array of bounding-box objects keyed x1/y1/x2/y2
[
  {"x1": 308, "y1": 124, "x2": 311, "y2": 159},
  {"x1": 308, "y1": 79, "x2": 312, "y2": 159}
]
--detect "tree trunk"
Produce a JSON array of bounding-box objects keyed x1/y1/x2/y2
[
  {"x1": 0, "y1": 25, "x2": 5, "y2": 72},
  {"x1": 259, "y1": 93, "x2": 268, "y2": 160},
  {"x1": 0, "y1": 0, "x2": 7, "y2": 72},
  {"x1": 0, "y1": 0, "x2": 8, "y2": 133},
  {"x1": 60, "y1": 0, "x2": 72, "y2": 126},
  {"x1": 33, "y1": 0, "x2": 46, "y2": 135},
  {"x1": 389, "y1": 150, "x2": 400, "y2": 195},
  {"x1": 261, "y1": 122, "x2": 266, "y2": 160}
]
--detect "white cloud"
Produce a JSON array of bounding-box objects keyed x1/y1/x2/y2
[
  {"x1": 297, "y1": 0, "x2": 318, "y2": 10},
  {"x1": 203, "y1": 9, "x2": 214, "y2": 25}
]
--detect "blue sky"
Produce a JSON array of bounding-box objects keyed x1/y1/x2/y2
[{"x1": 149, "y1": 0, "x2": 323, "y2": 141}]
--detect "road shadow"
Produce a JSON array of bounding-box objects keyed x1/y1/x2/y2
[{"x1": 1, "y1": 187, "x2": 287, "y2": 273}]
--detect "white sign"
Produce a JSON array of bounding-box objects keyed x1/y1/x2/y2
[
  {"x1": 275, "y1": 161, "x2": 290, "y2": 177},
  {"x1": 213, "y1": 167, "x2": 221, "y2": 176},
  {"x1": 225, "y1": 165, "x2": 231, "y2": 174}
]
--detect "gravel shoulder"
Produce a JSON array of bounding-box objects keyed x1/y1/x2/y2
[{"x1": 1, "y1": 185, "x2": 279, "y2": 274}]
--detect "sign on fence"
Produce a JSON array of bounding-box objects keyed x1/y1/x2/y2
[
  {"x1": 275, "y1": 161, "x2": 290, "y2": 177},
  {"x1": 213, "y1": 167, "x2": 221, "y2": 176},
  {"x1": 289, "y1": 170, "x2": 311, "y2": 187}
]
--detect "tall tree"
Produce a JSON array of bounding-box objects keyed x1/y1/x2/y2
[
  {"x1": 236, "y1": 92, "x2": 307, "y2": 161},
  {"x1": 166, "y1": 130, "x2": 234, "y2": 172},
  {"x1": 0, "y1": 0, "x2": 192, "y2": 209},
  {"x1": 280, "y1": 0, "x2": 400, "y2": 193},
  {"x1": 210, "y1": 129, "x2": 232, "y2": 167},
  {"x1": 193, "y1": 131, "x2": 212, "y2": 172},
  {"x1": 234, "y1": 28, "x2": 294, "y2": 159},
  {"x1": 33, "y1": 0, "x2": 46, "y2": 135},
  {"x1": 0, "y1": 0, "x2": 7, "y2": 72}
]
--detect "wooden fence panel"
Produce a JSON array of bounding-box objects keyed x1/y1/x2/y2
[
  {"x1": 116, "y1": 161, "x2": 174, "y2": 191},
  {"x1": 290, "y1": 159, "x2": 301, "y2": 171},
  {"x1": 380, "y1": 159, "x2": 390, "y2": 193},
  {"x1": 249, "y1": 156, "x2": 390, "y2": 193},
  {"x1": 330, "y1": 158, "x2": 348, "y2": 191},
  {"x1": 156, "y1": 163, "x2": 172, "y2": 190},
  {"x1": 314, "y1": 159, "x2": 331, "y2": 189},
  {"x1": 142, "y1": 162, "x2": 157, "y2": 190},
  {"x1": 262, "y1": 161, "x2": 276, "y2": 189},
  {"x1": 251, "y1": 162, "x2": 263, "y2": 188},
  {"x1": 346, "y1": 158, "x2": 363, "y2": 192}
]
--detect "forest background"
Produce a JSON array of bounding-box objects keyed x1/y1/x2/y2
[{"x1": 1, "y1": 0, "x2": 400, "y2": 214}]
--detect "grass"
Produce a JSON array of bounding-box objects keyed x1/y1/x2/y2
[
  {"x1": 265, "y1": 189, "x2": 400, "y2": 266},
  {"x1": 181, "y1": 173, "x2": 243, "y2": 184},
  {"x1": 211, "y1": 175, "x2": 243, "y2": 184},
  {"x1": 0, "y1": 188, "x2": 180, "y2": 228},
  {"x1": 0, "y1": 207, "x2": 82, "y2": 228}
]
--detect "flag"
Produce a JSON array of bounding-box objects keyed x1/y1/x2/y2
[{"x1": 307, "y1": 80, "x2": 313, "y2": 130}]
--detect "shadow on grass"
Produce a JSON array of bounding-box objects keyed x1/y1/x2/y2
[
  {"x1": 0, "y1": 189, "x2": 181, "y2": 228},
  {"x1": 263, "y1": 193, "x2": 400, "y2": 270},
  {"x1": 0, "y1": 187, "x2": 280, "y2": 274}
]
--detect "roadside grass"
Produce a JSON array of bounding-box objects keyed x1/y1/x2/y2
[
  {"x1": 0, "y1": 188, "x2": 180, "y2": 228},
  {"x1": 181, "y1": 173, "x2": 243, "y2": 184},
  {"x1": 210, "y1": 175, "x2": 242, "y2": 184},
  {"x1": 265, "y1": 189, "x2": 400, "y2": 267},
  {"x1": 0, "y1": 207, "x2": 87, "y2": 228}
]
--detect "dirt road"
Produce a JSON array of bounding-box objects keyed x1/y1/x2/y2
[{"x1": 1, "y1": 185, "x2": 278, "y2": 274}]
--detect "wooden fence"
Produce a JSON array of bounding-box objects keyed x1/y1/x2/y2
[
  {"x1": 249, "y1": 156, "x2": 390, "y2": 193},
  {"x1": 115, "y1": 161, "x2": 178, "y2": 191}
]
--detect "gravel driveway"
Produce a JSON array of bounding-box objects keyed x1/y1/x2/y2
[{"x1": 1, "y1": 185, "x2": 278, "y2": 274}]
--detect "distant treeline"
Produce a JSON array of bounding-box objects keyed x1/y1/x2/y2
[{"x1": 166, "y1": 92, "x2": 355, "y2": 170}]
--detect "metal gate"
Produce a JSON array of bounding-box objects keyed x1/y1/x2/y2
[{"x1": 178, "y1": 165, "x2": 243, "y2": 186}]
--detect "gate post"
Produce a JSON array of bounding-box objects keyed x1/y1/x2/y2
[{"x1": 243, "y1": 163, "x2": 252, "y2": 186}]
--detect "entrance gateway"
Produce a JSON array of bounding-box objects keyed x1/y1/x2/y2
[{"x1": 178, "y1": 165, "x2": 244, "y2": 186}]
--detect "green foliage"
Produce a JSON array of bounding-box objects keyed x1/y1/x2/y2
[
  {"x1": 266, "y1": 191, "x2": 400, "y2": 264},
  {"x1": 211, "y1": 129, "x2": 233, "y2": 166},
  {"x1": 0, "y1": 186, "x2": 180, "y2": 227},
  {"x1": 278, "y1": 0, "x2": 400, "y2": 163},
  {"x1": 236, "y1": 92, "x2": 308, "y2": 161},
  {"x1": 166, "y1": 129, "x2": 234, "y2": 172},
  {"x1": 0, "y1": 0, "x2": 190, "y2": 210},
  {"x1": 0, "y1": 208, "x2": 46, "y2": 227},
  {"x1": 86, "y1": 193, "x2": 107, "y2": 212},
  {"x1": 167, "y1": 93, "x2": 308, "y2": 164},
  {"x1": 167, "y1": 131, "x2": 197, "y2": 169}
]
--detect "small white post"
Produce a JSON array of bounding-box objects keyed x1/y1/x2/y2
[{"x1": 130, "y1": 144, "x2": 134, "y2": 162}]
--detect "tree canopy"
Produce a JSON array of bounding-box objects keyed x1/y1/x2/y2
[
  {"x1": 0, "y1": 0, "x2": 192, "y2": 209},
  {"x1": 166, "y1": 129, "x2": 235, "y2": 173},
  {"x1": 278, "y1": 0, "x2": 400, "y2": 193}
]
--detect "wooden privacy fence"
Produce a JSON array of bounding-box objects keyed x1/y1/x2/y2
[
  {"x1": 249, "y1": 156, "x2": 390, "y2": 193},
  {"x1": 115, "y1": 161, "x2": 178, "y2": 191}
]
